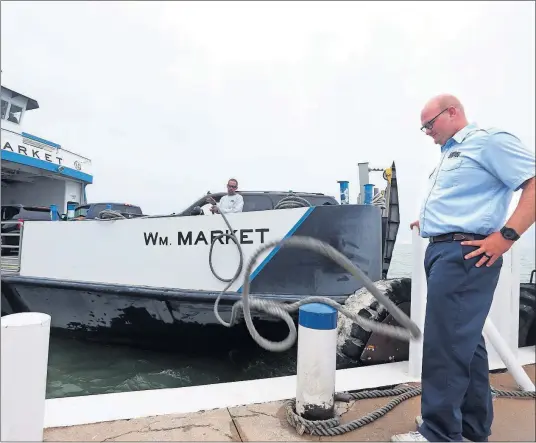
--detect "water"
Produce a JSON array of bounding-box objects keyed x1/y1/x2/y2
[
  {"x1": 45, "y1": 243, "x2": 535, "y2": 399},
  {"x1": 46, "y1": 339, "x2": 298, "y2": 399}
]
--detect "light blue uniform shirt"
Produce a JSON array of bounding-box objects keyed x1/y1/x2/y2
[{"x1": 419, "y1": 123, "x2": 535, "y2": 238}]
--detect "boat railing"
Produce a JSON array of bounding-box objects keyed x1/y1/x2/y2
[{"x1": 0, "y1": 221, "x2": 23, "y2": 275}]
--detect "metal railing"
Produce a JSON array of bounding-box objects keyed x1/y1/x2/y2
[{"x1": 1, "y1": 221, "x2": 23, "y2": 275}]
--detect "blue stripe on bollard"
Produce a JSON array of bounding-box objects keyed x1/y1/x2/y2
[{"x1": 298, "y1": 303, "x2": 337, "y2": 330}]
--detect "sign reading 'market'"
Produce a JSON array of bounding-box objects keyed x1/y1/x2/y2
[
  {"x1": 2, "y1": 140, "x2": 64, "y2": 165},
  {"x1": 1, "y1": 130, "x2": 91, "y2": 174},
  {"x1": 143, "y1": 228, "x2": 270, "y2": 246}
]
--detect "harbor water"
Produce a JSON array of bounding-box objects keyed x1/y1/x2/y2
[{"x1": 45, "y1": 243, "x2": 535, "y2": 399}]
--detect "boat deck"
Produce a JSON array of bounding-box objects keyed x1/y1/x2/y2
[{"x1": 44, "y1": 364, "x2": 535, "y2": 442}]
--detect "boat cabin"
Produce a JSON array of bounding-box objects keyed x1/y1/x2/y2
[{"x1": 1, "y1": 85, "x2": 93, "y2": 219}]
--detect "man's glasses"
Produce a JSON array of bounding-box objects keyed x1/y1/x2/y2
[
  {"x1": 227, "y1": 184, "x2": 237, "y2": 189},
  {"x1": 421, "y1": 108, "x2": 449, "y2": 132}
]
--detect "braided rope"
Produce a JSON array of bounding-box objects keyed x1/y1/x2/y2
[
  {"x1": 213, "y1": 235, "x2": 422, "y2": 352},
  {"x1": 285, "y1": 384, "x2": 535, "y2": 436},
  {"x1": 491, "y1": 388, "x2": 536, "y2": 398}
]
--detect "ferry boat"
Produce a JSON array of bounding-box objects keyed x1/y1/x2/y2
[
  {"x1": 0, "y1": 184, "x2": 399, "y2": 353},
  {"x1": 1, "y1": 84, "x2": 534, "y2": 368},
  {"x1": 0, "y1": 92, "x2": 404, "y2": 355}
]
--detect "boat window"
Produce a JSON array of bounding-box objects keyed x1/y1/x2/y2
[
  {"x1": 243, "y1": 195, "x2": 273, "y2": 212},
  {"x1": 1, "y1": 100, "x2": 8, "y2": 120},
  {"x1": 7, "y1": 103, "x2": 23, "y2": 124}
]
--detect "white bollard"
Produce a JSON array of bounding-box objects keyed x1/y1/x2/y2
[
  {"x1": 296, "y1": 303, "x2": 338, "y2": 420},
  {"x1": 483, "y1": 318, "x2": 535, "y2": 392},
  {"x1": 408, "y1": 227, "x2": 427, "y2": 378},
  {"x1": 1, "y1": 312, "x2": 51, "y2": 442},
  {"x1": 508, "y1": 243, "x2": 521, "y2": 351},
  {"x1": 487, "y1": 247, "x2": 517, "y2": 363},
  {"x1": 486, "y1": 244, "x2": 523, "y2": 368}
]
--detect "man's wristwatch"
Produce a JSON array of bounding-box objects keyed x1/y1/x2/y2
[{"x1": 500, "y1": 226, "x2": 520, "y2": 242}]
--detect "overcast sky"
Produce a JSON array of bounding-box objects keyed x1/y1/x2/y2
[{"x1": 1, "y1": 1, "x2": 534, "y2": 245}]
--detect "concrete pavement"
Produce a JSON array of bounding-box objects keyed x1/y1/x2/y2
[{"x1": 44, "y1": 364, "x2": 535, "y2": 442}]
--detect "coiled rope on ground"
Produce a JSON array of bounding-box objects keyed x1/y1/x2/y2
[{"x1": 284, "y1": 385, "x2": 535, "y2": 437}]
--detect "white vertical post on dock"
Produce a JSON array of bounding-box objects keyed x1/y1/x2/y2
[
  {"x1": 508, "y1": 243, "x2": 521, "y2": 356},
  {"x1": 486, "y1": 244, "x2": 519, "y2": 363},
  {"x1": 1, "y1": 312, "x2": 51, "y2": 442},
  {"x1": 408, "y1": 227, "x2": 427, "y2": 378},
  {"x1": 296, "y1": 303, "x2": 338, "y2": 420},
  {"x1": 483, "y1": 242, "x2": 534, "y2": 391}
]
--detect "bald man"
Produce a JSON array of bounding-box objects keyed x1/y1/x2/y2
[{"x1": 391, "y1": 95, "x2": 535, "y2": 442}]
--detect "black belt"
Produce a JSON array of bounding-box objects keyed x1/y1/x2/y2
[{"x1": 429, "y1": 232, "x2": 487, "y2": 243}]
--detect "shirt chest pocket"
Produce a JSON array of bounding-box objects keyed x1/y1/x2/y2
[{"x1": 436, "y1": 157, "x2": 463, "y2": 188}]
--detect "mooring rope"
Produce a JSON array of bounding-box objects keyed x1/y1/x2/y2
[
  {"x1": 284, "y1": 385, "x2": 535, "y2": 436},
  {"x1": 208, "y1": 195, "x2": 421, "y2": 350}
]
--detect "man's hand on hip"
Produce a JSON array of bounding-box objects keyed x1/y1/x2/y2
[
  {"x1": 410, "y1": 220, "x2": 420, "y2": 231},
  {"x1": 461, "y1": 232, "x2": 514, "y2": 267}
]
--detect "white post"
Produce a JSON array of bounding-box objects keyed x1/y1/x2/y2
[
  {"x1": 408, "y1": 227, "x2": 427, "y2": 378},
  {"x1": 483, "y1": 318, "x2": 535, "y2": 391},
  {"x1": 1, "y1": 312, "x2": 51, "y2": 442},
  {"x1": 296, "y1": 303, "x2": 337, "y2": 420},
  {"x1": 508, "y1": 243, "x2": 521, "y2": 350},
  {"x1": 486, "y1": 244, "x2": 520, "y2": 366},
  {"x1": 482, "y1": 242, "x2": 533, "y2": 391}
]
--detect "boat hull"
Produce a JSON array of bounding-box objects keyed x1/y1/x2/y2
[
  {"x1": 1, "y1": 276, "x2": 348, "y2": 351},
  {"x1": 1, "y1": 204, "x2": 385, "y2": 350}
]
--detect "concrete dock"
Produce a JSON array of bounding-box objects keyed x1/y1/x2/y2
[{"x1": 44, "y1": 364, "x2": 535, "y2": 442}]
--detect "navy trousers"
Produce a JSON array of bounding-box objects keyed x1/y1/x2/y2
[{"x1": 418, "y1": 241, "x2": 503, "y2": 442}]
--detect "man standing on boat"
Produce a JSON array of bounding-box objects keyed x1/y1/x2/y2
[
  {"x1": 392, "y1": 94, "x2": 535, "y2": 442},
  {"x1": 209, "y1": 178, "x2": 244, "y2": 214}
]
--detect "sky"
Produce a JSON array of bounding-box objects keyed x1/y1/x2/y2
[{"x1": 1, "y1": 1, "x2": 535, "y2": 245}]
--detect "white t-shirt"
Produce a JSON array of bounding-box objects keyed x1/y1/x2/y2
[{"x1": 217, "y1": 193, "x2": 244, "y2": 214}]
